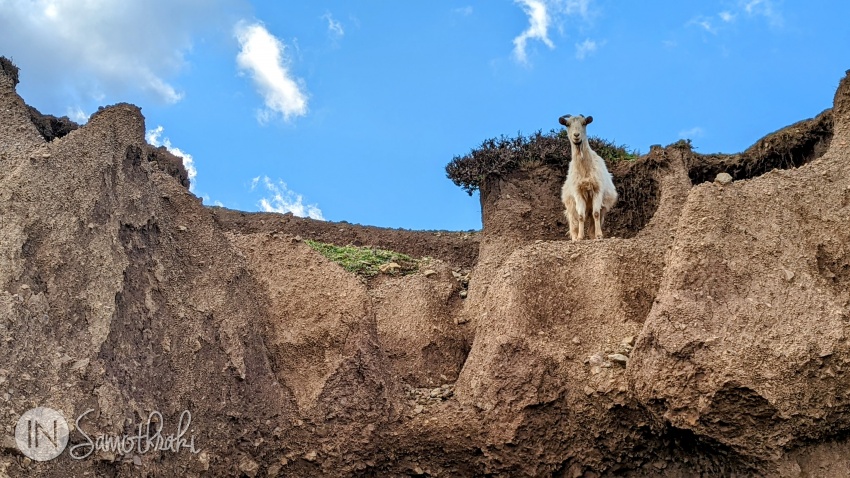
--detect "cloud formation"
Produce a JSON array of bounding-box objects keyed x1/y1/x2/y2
[
  {"x1": 66, "y1": 106, "x2": 88, "y2": 124},
  {"x1": 688, "y1": 15, "x2": 718, "y2": 34},
  {"x1": 513, "y1": 0, "x2": 555, "y2": 64},
  {"x1": 512, "y1": 0, "x2": 596, "y2": 65},
  {"x1": 574, "y1": 39, "x2": 598, "y2": 60},
  {"x1": 251, "y1": 176, "x2": 324, "y2": 220},
  {"x1": 562, "y1": 0, "x2": 592, "y2": 18},
  {"x1": 678, "y1": 126, "x2": 705, "y2": 139},
  {"x1": 146, "y1": 126, "x2": 198, "y2": 192},
  {"x1": 0, "y1": 0, "x2": 241, "y2": 116},
  {"x1": 235, "y1": 21, "x2": 309, "y2": 123},
  {"x1": 689, "y1": 0, "x2": 783, "y2": 35},
  {"x1": 743, "y1": 0, "x2": 783, "y2": 27},
  {"x1": 323, "y1": 12, "x2": 344, "y2": 38}
]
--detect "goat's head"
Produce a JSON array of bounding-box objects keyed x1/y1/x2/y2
[{"x1": 558, "y1": 114, "x2": 593, "y2": 145}]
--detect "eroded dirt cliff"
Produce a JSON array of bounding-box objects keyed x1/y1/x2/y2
[{"x1": 2, "y1": 57, "x2": 850, "y2": 476}]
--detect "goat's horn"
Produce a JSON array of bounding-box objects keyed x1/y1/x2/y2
[{"x1": 558, "y1": 115, "x2": 569, "y2": 126}]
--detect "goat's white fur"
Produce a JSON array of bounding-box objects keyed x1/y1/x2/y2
[{"x1": 559, "y1": 114, "x2": 618, "y2": 240}]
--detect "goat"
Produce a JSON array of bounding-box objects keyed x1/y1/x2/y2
[{"x1": 558, "y1": 114, "x2": 618, "y2": 240}]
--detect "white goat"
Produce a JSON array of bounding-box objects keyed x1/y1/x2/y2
[{"x1": 558, "y1": 114, "x2": 618, "y2": 240}]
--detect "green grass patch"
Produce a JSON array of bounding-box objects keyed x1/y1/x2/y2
[{"x1": 304, "y1": 239, "x2": 420, "y2": 277}]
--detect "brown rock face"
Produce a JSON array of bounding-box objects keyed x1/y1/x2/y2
[
  {"x1": 3, "y1": 55, "x2": 850, "y2": 477},
  {"x1": 0, "y1": 94, "x2": 292, "y2": 475},
  {"x1": 629, "y1": 71, "x2": 850, "y2": 469}
]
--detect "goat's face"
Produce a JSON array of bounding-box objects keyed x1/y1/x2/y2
[{"x1": 558, "y1": 114, "x2": 594, "y2": 145}]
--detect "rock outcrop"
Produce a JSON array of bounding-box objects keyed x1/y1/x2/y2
[
  {"x1": 629, "y1": 71, "x2": 850, "y2": 473},
  {"x1": 3, "y1": 57, "x2": 850, "y2": 476}
]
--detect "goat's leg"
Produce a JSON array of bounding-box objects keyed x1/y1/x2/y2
[
  {"x1": 565, "y1": 210, "x2": 579, "y2": 240},
  {"x1": 591, "y1": 194, "x2": 604, "y2": 239},
  {"x1": 574, "y1": 196, "x2": 587, "y2": 240},
  {"x1": 564, "y1": 197, "x2": 579, "y2": 240},
  {"x1": 568, "y1": 217, "x2": 579, "y2": 241}
]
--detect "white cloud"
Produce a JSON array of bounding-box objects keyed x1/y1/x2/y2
[
  {"x1": 145, "y1": 74, "x2": 183, "y2": 104},
  {"x1": 688, "y1": 1, "x2": 782, "y2": 36},
  {"x1": 511, "y1": 0, "x2": 597, "y2": 65},
  {"x1": 679, "y1": 126, "x2": 705, "y2": 139},
  {"x1": 66, "y1": 106, "x2": 88, "y2": 124},
  {"x1": 719, "y1": 11, "x2": 736, "y2": 22},
  {"x1": 574, "y1": 38, "x2": 599, "y2": 60},
  {"x1": 323, "y1": 12, "x2": 344, "y2": 38},
  {"x1": 562, "y1": 0, "x2": 591, "y2": 19},
  {"x1": 513, "y1": 0, "x2": 555, "y2": 65},
  {"x1": 235, "y1": 21, "x2": 308, "y2": 123},
  {"x1": 0, "y1": 0, "x2": 241, "y2": 113},
  {"x1": 251, "y1": 176, "x2": 323, "y2": 220},
  {"x1": 146, "y1": 126, "x2": 198, "y2": 191},
  {"x1": 453, "y1": 6, "x2": 474, "y2": 16},
  {"x1": 743, "y1": 0, "x2": 783, "y2": 27},
  {"x1": 688, "y1": 16, "x2": 717, "y2": 34}
]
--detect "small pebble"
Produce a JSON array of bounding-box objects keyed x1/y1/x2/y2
[
  {"x1": 608, "y1": 354, "x2": 629, "y2": 365},
  {"x1": 588, "y1": 352, "x2": 605, "y2": 366},
  {"x1": 714, "y1": 172, "x2": 733, "y2": 185},
  {"x1": 783, "y1": 268, "x2": 795, "y2": 282}
]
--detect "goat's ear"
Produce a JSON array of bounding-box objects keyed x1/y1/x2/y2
[
  {"x1": 558, "y1": 116, "x2": 569, "y2": 126},
  {"x1": 584, "y1": 115, "x2": 593, "y2": 125}
]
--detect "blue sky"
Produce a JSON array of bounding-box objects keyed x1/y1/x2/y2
[{"x1": 2, "y1": 1, "x2": 848, "y2": 231}]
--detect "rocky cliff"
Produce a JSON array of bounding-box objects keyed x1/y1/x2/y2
[{"x1": 2, "y1": 57, "x2": 850, "y2": 476}]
